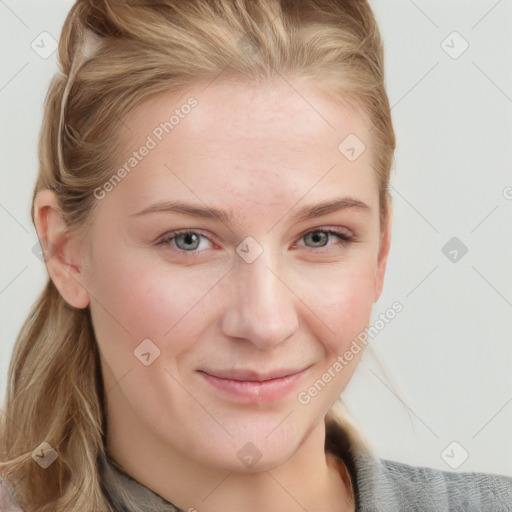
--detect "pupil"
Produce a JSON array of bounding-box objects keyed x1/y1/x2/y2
[
  {"x1": 310, "y1": 232, "x2": 326, "y2": 246},
  {"x1": 181, "y1": 233, "x2": 198, "y2": 249}
]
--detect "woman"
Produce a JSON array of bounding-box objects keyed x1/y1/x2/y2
[{"x1": 1, "y1": 1, "x2": 511, "y2": 511}]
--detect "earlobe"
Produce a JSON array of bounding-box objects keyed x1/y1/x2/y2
[
  {"x1": 34, "y1": 189, "x2": 90, "y2": 309},
  {"x1": 373, "y1": 209, "x2": 393, "y2": 303}
]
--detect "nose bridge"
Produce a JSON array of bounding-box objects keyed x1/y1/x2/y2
[{"x1": 222, "y1": 243, "x2": 299, "y2": 348}]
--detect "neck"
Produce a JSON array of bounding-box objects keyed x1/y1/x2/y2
[{"x1": 105, "y1": 398, "x2": 354, "y2": 512}]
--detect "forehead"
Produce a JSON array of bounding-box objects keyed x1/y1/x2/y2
[
  {"x1": 108, "y1": 77, "x2": 377, "y2": 219},
  {"x1": 126, "y1": 77, "x2": 369, "y2": 151}
]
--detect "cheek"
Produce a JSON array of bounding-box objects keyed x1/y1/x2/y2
[
  {"x1": 291, "y1": 264, "x2": 375, "y2": 412},
  {"x1": 87, "y1": 247, "x2": 220, "y2": 359},
  {"x1": 301, "y1": 262, "x2": 376, "y2": 353}
]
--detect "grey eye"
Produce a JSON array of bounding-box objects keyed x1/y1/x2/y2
[
  {"x1": 174, "y1": 232, "x2": 202, "y2": 251},
  {"x1": 303, "y1": 231, "x2": 330, "y2": 248}
]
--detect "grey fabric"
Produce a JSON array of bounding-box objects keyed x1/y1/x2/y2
[
  {"x1": 98, "y1": 426, "x2": 512, "y2": 512},
  {"x1": 352, "y1": 452, "x2": 512, "y2": 511}
]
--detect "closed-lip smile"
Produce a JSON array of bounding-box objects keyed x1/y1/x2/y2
[{"x1": 197, "y1": 365, "x2": 312, "y2": 403}]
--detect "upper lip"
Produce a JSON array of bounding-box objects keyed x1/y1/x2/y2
[{"x1": 199, "y1": 367, "x2": 309, "y2": 382}]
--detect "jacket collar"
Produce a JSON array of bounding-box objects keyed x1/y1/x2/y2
[{"x1": 99, "y1": 451, "x2": 180, "y2": 511}]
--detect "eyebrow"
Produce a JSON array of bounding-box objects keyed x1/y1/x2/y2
[{"x1": 130, "y1": 197, "x2": 371, "y2": 225}]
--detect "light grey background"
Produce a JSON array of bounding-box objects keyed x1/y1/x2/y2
[{"x1": 1, "y1": 0, "x2": 511, "y2": 477}]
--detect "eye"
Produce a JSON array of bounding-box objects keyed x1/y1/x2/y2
[
  {"x1": 296, "y1": 228, "x2": 354, "y2": 250},
  {"x1": 156, "y1": 229, "x2": 213, "y2": 253}
]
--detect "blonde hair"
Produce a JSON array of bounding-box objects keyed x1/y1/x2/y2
[{"x1": 0, "y1": 1, "x2": 395, "y2": 510}]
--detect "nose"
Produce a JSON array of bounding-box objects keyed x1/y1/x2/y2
[{"x1": 220, "y1": 246, "x2": 299, "y2": 350}]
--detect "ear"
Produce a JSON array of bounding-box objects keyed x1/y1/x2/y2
[
  {"x1": 33, "y1": 189, "x2": 90, "y2": 309},
  {"x1": 373, "y1": 207, "x2": 393, "y2": 303}
]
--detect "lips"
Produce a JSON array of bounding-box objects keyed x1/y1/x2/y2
[
  {"x1": 198, "y1": 366, "x2": 310, "y2": 403},
  {"x1": 198, "y1": 367, "x2": 307, "y2": 382}
]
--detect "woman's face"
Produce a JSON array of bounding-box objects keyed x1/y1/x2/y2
[{"x1": 81, "y1": 78, "x2": 391, "y2": 471}]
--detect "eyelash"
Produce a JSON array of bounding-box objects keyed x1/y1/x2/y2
[{"x1": 156, "y1": 227, "x2": 355, "y2": 255}]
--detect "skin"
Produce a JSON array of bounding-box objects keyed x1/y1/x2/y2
[{"x1": 34, "y1": 77, "x2": 392, "y2": 512}]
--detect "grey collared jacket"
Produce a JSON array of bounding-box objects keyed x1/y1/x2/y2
[{"x1": 2, "y1": 420, "x2": 512, "y2": 511}]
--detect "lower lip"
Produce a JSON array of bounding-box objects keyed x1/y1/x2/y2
[{"x1": 198, "y1": 369, "x2": 308, "y2": 403}]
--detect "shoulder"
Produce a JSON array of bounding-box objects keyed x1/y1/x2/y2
[
  {"x1": 381, "y1": 458, "x2": 512, "y2": 508},
  {"x1": 355, "y1": 455, "x2": 512, "y2": 512},
  {"x1": 324, "y1": 416, "x2": 512, "y2": 511},
  {"x1": 0, "y1": 477, "x2": 25, "y2": 511}
]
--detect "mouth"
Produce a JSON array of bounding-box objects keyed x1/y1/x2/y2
[
  {"x1": 200, "y1": 367, "x2": 308, "y2": 382},
  {"x1": 197, "y1": 366, "x2": 311, "y2": 403}
]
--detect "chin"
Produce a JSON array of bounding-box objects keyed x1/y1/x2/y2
[{"x1": 183, "y1": 419, "x2": 305, "y2": 473}]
